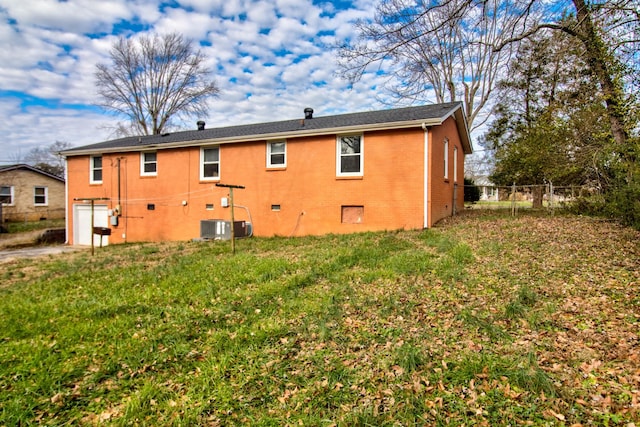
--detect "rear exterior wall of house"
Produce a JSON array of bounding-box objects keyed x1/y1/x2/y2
[{"x1": 66, "y1": 119, "x2": 465, "y2": 244}]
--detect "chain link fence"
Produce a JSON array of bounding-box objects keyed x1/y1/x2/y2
[{"x1": 465, "y1": 183, "x2": 592, "y2": 215}]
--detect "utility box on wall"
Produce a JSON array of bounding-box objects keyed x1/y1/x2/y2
[{"x1": 200, "y1": 220, "x2": 250, "y2": 240}]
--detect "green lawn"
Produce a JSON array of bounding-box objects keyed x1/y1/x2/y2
[
  {"x1": 4, "y1": 218, "x2": 65, "y2": 233},
  {"x1": 1, "y1": 211, "x2": 638, "y2": 425}
]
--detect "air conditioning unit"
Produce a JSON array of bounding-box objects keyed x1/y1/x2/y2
[{"x1": 200, "y1": 220, "x2": 251, "y2": 240}]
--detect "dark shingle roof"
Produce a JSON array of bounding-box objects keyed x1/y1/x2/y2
[
  {"x1": 0, "y1": 164, "x2": 65, "y2": 182},
  {"x1": 64, "y1": 102, "x2": 471, "y2": 155}
]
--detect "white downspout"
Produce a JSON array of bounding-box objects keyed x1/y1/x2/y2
[
  {"x1": 422, "y1": 123, "x2": 429, "y2": 229},
  {"x1": 64, "y1": 157, "x2": 69, "y2": 244}
]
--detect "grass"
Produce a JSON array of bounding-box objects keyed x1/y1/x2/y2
[
  {"x1": 3, "y1": 218, "x2": 65, "y2": 233},
  {"x1": 1, "y1": 211, "x2": 639, "y2": 425}
]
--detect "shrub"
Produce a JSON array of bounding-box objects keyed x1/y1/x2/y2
[{"x1": 464, "y1": 177, "x2": 481, "y2": 203}]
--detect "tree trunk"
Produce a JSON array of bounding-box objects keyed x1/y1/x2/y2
[
  {"x1": 532, "y1": 186, "x2": 544, "y2": 209},
  {"x1": 572, "y1": 0, "x2": 628, "y2": 147}
]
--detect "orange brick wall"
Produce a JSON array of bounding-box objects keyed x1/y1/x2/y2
[
  {"x1": 428, "y1": 117, "x2": 465, "y2": 226},
  {"x1": 66, "y1": 121, "x2": 465, "y2": 244}
]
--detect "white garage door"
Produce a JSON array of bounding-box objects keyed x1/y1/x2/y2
[{"x1": 73, "y1": 204, "x2": 109, "y2": 246}]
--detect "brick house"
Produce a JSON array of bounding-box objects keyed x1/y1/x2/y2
[
  {"x1": 0, "y1": 164, "x2": 65, "y2": 223},
  {"x1": 62, "y1": 102, "x2": 472, "y2": 246}
]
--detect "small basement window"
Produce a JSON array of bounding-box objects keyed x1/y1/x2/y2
[
  {"x1": 271, "y1": 204, "x2": 281, "y2": 211},
  {"x1": 205, "y1": 204, "x2": 214, "y2": 210},
  {"x1": 341, "y1": 205, "x2": 364, "y2": 224}
]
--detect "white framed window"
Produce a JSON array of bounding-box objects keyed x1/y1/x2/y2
[
  {"x1": 443, "y1": 138, "x2": 449, "y2": 180},
  {"x1": 34, "y1": 186, "x2": 48, "y2": 206},
  {"x1": 337, "y1": 134, "x2": 363, "y2": 177},
  {"x1": 141, "y1": 151, "x2": 157, "y2": 176},
  {"x1": 200, "y1": 146, "x2": 220, "y2": 180},
  {"x1": 267, "y1": 140, "x2": 286, "y2": 168},
  {"x1": 90, "y1": 155, "x2": 103, "y2": 184},
  {"x1": 453, "y1": 146, "x2": 458, "y2": 183},
  {"x1": 0, "y1": 186, "x2": 14, "y2": 205}
]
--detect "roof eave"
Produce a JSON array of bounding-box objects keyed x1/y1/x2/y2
[
  {"x1": 61, "y1": 118, "x2": 446, "y2": 156},
  {"x1": 452, "y1": 107, "x2": 473, "y2": 154},
  {"x1": 0, "y1": 164, "x2": 65, "y2": 182}
]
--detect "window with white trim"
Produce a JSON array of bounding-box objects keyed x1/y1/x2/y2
[
  {"x1": 141, "y1": 151, "x2": 157, "y2": 176},
  {"x1": 267, "y1": 140, "x2": 286, "y2": 168},
  {"x1": 90, "y1": 155, "x2": 103, "y2": 184},
  {"x1": 34, "y1": 186, "x2": 48, "y2": 206},
  {"x1": 200, "y1": 146, "x2": 220, "y2": 180},
  {"x1": 337, "y1": 134, "x2": 363, "y2": 176},
  {"x1": 453, "y1": 146, "x2": 458, "y2": 183},
  {"x1": 443, "y1": 138, "x2": 449, "y2": 180},
  {"x1": 0, "y1": 186, "x2": 14, "y2": 205}
]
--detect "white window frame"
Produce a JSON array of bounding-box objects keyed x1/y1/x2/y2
[
  {"x1": 336, "y1": 134, "x2": 364, "y2": 177},
  {"x1": 453, "y1": 146, "x2": 458, "y2": 183},
  {"x1": 267, "y1": 140, "x2": 286, "y2": 168},
  {"x1": 90, "y1": 155, "x2": 103, "y2": 184},
  {"x1": 140, "y1": 151, "x2": 158, "y2": 176},
  {"x1": 443, "y1": 138, "x2": 449, "y2": 180},
  {"x1": 34, "y1": 186, "x2": 48, "y2": 206},
  {"x1": 0, "y1": 185, "x2": 14, "y2": 206},
  {"x1": 200, "y1": 146, "x2": 220, "y2": 181}
]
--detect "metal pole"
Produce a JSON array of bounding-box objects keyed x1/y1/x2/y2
[
  {"x1": 215, "y1": 183, "x2": 245, "y2": 255},
  {"x1": 90, "y1": 199, "x2": 95, "y2": 256},
  {"x1": 229, "y1": 187, "x2": 235, "y2": 254}
]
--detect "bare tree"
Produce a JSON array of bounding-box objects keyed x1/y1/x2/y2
[
  {"x1": 338, "y1": 0, "x2": 638, "y2": 145},
  {"x1": 95, "y1": 32, "x2": 220, "y2": 136},
  {"x1": 25, "y1": 141, "x2": 71, "y2": 178},
  {"x1": 338, "y1": 0, "x2": 528, "y2": 132}
]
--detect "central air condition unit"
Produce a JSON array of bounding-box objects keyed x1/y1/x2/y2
[{"x1": 200, "y1": 220, "x2": 251, "y2": 240}]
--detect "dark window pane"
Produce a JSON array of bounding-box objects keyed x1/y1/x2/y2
[
  {"x1": 341, "y1": 155, "x2": 360, "y2": 173},
  {"x1": 0, "y1": 187, "x2": 10, "y2": 204},
  {"x1": 93, "y1": 169, "x2": 102, "y2": 181},
  {"x1": 271, "y1": 153, "x2": 285, "y2": 165},
  {"x1": 204, "y1": 163, "x2": 219, "y2": 177},
  {"x1": 144, "y1": 162, "x2": 157, "y2": 173}
]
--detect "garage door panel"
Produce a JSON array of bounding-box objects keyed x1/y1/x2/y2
[{"x1": 73, "y1": 204, "x2": 109, "y2": 246}]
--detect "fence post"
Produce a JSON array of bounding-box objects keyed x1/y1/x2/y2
[
  {"x1": 549, "y1": 181, "x2": 554, "y2": 216},
  {"x1": 511, "y1": 182, "x2": 516, "y2": 217}
]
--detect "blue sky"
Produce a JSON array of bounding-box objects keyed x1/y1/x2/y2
[{"x1": 0, "y1": 0, "x2": 402, "y2": 162}]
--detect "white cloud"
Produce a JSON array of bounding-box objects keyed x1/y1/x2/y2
[
  {"x1": 0, "y1": 0, "x2": 398, "y2": 162},
  {"x1": 0, "y1": 0, "x2": 133, "y2": 33}
]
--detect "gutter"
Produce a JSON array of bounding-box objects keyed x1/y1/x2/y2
[{"x1": 61, "y1": 118, "x2": 447, "y2": 157}]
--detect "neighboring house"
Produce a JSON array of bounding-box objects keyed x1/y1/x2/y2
[
  {"x1": 0, "y1": 164, "x2": 65, "y2": 223},
  {"x1": 474, "y1": 175, "x2": 499, "y2": 201},
  {"x1": 62, "y1": 102, "x2": 472, "y2": 246}
]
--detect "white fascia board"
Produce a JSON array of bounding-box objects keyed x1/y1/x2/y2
[{"x1": 62, "y1": 118, "x2": 445, "y2": 156}]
